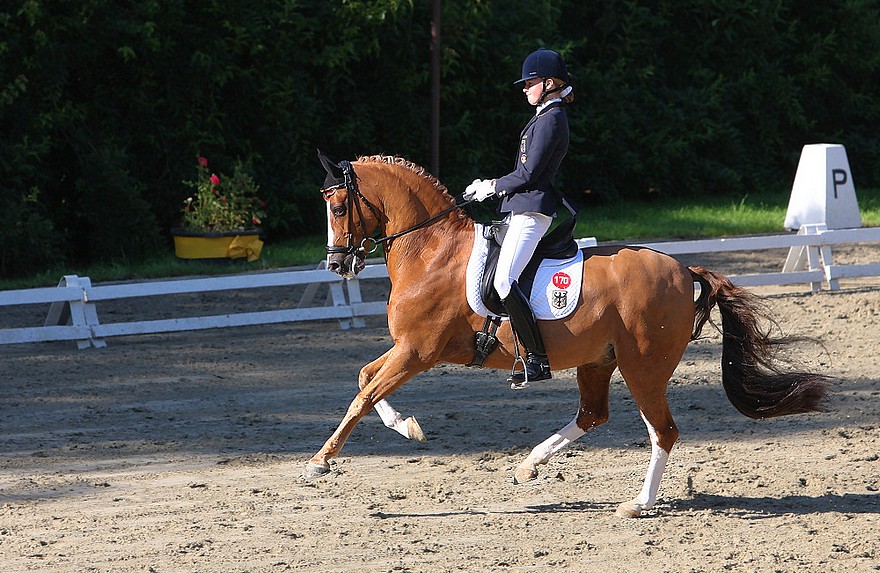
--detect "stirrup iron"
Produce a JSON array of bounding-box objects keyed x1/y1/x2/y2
[
  {"x1": 508, "y1": 334, "x2": 530, "y2": 390},
  {"x1": 503, "y1": 281, "x2": 552, "y2": 389},
  {"x1": 508, "y1": 352, "x2": 552, "y2": 390}
]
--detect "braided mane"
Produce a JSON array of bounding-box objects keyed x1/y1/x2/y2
[
  {"x1": 356, "y1": 154, "x2": 451, "y2": 197},
  {"x1": 354, "y1": 154, "x2": 470, "y2": 244}
]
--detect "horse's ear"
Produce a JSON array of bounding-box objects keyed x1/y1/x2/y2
[{"x1": 317, "y1": 149, "x2": 345, "y2": 187}]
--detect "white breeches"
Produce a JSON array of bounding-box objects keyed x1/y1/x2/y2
[{"x1": 494, "y1": 211, "x2": 553, "y2": 299}]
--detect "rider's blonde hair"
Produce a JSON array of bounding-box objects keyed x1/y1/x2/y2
[{"x1": 548, "y1": 77, "x2": 574, "y2": 104}]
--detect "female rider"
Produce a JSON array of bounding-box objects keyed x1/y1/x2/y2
[{"x1": 464, "y1": 47, "x2": 574, "y2": 387}]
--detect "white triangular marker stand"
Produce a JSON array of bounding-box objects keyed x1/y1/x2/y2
[
  {"x1": 782, "y1": 144, "x2": 861, "y2": 291},
  {"x1": 784, "y1": 143, "x2": 861, "y2": 231}
]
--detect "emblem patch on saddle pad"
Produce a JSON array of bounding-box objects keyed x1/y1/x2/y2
[
  {"x1": 466, "y1": 224, "x2": 583, "y2": 320},
  {"x1": 552, "y1": 279, "x2": 569, "y2": 309}
]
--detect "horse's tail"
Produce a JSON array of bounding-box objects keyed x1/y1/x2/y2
[{"x1": 689, "y1": 266, "x2": 829, "y2": 419}]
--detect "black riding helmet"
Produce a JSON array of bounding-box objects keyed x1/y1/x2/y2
[{"x1": 513, "y1": 48, "x2": 569, "y2": 85}]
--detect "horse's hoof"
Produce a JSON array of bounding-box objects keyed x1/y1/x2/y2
[
  {"x1": 513, "y1": 466, "x2": 538, "y2": 485},
  {"x1": 302, "y1": 462, "x2": 331, "y2": 479},
  {"x1": 407, "y1": 417, "x2": 427, "y2": 442},
  {"x1": 615, "y1": 502, "x2": 644, "y2": 518}
]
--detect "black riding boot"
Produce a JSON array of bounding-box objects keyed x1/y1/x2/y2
[{"x1": 502, "y1": 281, "x2": 551, "y2": 388}]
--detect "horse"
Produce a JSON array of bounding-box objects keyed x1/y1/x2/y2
[{"x1": 306, "y1": 153, "x2": 829, "y2": 518}]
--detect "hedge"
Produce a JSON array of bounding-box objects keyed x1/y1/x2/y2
[{"x1": 1, "y1": 0, "x2": 878, "y2": 276}]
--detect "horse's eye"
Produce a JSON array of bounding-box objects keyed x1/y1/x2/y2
[{"x1": 332, "y1": 205, "x2": 347, "y2": 217}]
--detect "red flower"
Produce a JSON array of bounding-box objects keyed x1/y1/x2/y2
[
  {"x1": 210, "y1": 173, "x2": 220, "y2": 186},
  {"x1": 198, "y1": 156, "x2": 209, "y2": 168}
]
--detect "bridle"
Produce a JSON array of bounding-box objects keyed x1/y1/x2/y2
[
  {"x1": 322, "y1": 160, "x2": 382, "y2": 259},
  {"x1": 322, "y1": 160, "x2": 471, "y2": 263}
]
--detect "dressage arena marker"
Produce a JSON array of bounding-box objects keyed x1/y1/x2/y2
[
  {"x1": 782, "y1": 143, "x2": 863, "y2": 290},
  {"x1": 784, "y1": 143, "x2": 862, "y2": 231},
  {"x1": 1, "y1": 228, "x2": 879, "y2": 349}
]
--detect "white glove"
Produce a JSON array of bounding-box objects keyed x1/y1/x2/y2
[
  {"x1": 464, "y1": 179, "x2": 496, "y2": 202},
  {"x1": 463, "y1": 178, "x2": 482, "y2": 201}
]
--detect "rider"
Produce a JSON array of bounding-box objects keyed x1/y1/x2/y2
[{"x1": 464, "y1": 47, "x2": 574, "y2": 387}]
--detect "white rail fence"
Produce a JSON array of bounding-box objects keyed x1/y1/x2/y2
[
  {"x1": 1, "y1": 224, "x2": 878, "y2": 349},
  {"x1": 0, "y1": 264, "x2": 389, "y2": 349},
  {"x1": 629, "y1": 224, "x2": 880, "y2": 291}
]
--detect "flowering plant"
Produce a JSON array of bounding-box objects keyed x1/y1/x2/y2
[{"x1": 181, "y1": 156, "x2": 266, "y2": 232}]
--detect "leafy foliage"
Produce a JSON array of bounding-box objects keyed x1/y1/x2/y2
[{"x1": 1, "y1": 0, "x2": 879, "y2": 277}]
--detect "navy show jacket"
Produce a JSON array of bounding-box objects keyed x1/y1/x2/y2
[{"x1": 495, "y1": 101, "x2": 569, "y2": 216}]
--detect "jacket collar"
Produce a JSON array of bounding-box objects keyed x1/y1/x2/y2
[{"x1": 535, "y1": 98, "x2": 563, "y2": 115}]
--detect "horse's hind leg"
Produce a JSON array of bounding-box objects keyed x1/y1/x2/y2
[
  {"x1": 514, "y1": 362, "x2": 615, "y2": 484},
  {"x1": 615, "y1": 358, "x2": 680, "y2": 518}
]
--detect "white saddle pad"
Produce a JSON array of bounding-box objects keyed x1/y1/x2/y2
[{"x1": 466, "y1": 224, "x2": 583, "y2": 320}]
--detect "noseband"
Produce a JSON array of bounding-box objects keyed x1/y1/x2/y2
[{"x1": 322, "y1": 160, "x2": 471, "y2": 264}]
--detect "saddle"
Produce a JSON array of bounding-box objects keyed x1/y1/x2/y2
[{"x1": 479, "y1": 215, "x2": 579, "y2": 317}]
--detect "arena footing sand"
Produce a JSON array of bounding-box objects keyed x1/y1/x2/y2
[{"x1": 2, "y1": 247, "x2": 878, "y2": 572}]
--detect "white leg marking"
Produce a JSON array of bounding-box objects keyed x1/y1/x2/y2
[
  {"x1": 524, "y1": 417, "x2": 587, "y2": 467},
  {"x1": 633, "y1": 412, "x2": 669, "y2": 510},
  {"x1": 515, "y1": 417, "x2": 586, "y2": 483},
  {"x1": 374, "y1": 399, "x2": 410, "y2": 438}
]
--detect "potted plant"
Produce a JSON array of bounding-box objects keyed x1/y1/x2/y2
[{"x1": 171, "y1": 156, "x2": 267, "y2": 262}]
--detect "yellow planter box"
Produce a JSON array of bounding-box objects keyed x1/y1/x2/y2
[{"x1": 171, "y1": 229, "x2": 263, "y2": 262}]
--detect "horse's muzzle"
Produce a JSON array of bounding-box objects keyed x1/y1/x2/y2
[{"x1": 327, "y1": 250, "x2": 365, "y2": 278}]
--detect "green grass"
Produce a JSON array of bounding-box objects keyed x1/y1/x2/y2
[
  {"x1": 576, "y1": 192, "x2": 799, "y2": 241},
  {"x1": 578, "y1": 190, "x2": 880, "y2": 241},
  {"x1": 3, "y1": 190, "x2": 878, "y2": 291}
]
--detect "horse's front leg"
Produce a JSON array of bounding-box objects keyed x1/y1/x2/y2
[
  {"x1": 304, "y1": 344, "x2": 430, "y2": 478},
  {"x1": 373, "y1": 400, "x2": 426, "y2": 442},
  {"x1": 363, "y1": 350, "x2": 426, "y2": 442}
]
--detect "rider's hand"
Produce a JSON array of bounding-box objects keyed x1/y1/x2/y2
[
  {"x1": 465, "y1": 179, "x2": 497, "y2": 202},
  {"x1": 463, "y1": 179, "x2": 483, "y2": 201}
]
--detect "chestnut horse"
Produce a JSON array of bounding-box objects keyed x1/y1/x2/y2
[{"x1": 306, "y1": 154, "x2": 828, "y2": 517}]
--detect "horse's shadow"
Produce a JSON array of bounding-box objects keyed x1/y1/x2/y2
[
  {"x1": 370, "y1": 500, "x2": 615, "y2": 520},
  {"x1": 523, "y1": 492, "x2": 879, "y2": 518},
  {"x1": 666, "y1": 491, "x2": 879, "y2": 518},
  {"x1": 372, "y1": 493, "x2": 878, "y2": 520}
]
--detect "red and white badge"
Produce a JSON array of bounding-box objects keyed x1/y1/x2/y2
[{"x1": 552, "y1": 272, "x2": 572, "y2": 289}]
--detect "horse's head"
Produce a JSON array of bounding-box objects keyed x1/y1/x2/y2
[{"x1": 318, "y1": 151, "x2": 381, "y2": 278}]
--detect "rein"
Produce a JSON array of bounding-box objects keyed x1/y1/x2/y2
[{"x1": 323, "y1": 160, "x2": 472, "y2": 258}]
